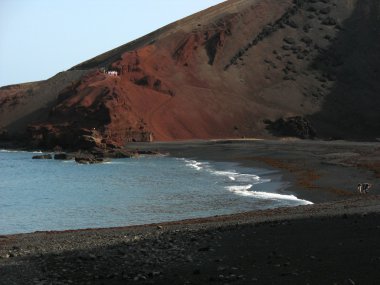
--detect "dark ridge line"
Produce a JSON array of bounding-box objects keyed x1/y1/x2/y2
[{"x1": 224, "y1": 2, "x2": 304, "y2": 71}]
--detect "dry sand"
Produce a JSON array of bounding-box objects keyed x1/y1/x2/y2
[{"x1": 1, "y1": 139, "x2": 380, "y2": 284}]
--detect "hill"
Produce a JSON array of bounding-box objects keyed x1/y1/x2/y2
[{"x1": 1, "y1": 0, "x2": 379, "y2": 149}]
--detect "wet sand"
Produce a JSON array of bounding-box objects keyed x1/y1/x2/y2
[{"x1": 1, "y1": 139, "x2": 380, "y2": 284}]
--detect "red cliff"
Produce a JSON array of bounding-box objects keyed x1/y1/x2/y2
[{"x1": 1, "y1": 0, "x2": 379, "y2": 149}]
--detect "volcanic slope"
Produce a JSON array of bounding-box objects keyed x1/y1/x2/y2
[{"x1": 1, "y1": 0, "x2": 379, "y2": 148}]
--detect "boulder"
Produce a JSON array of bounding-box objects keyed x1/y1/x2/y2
[
  {"x1": 32, "y1": 154, "x2": 52, "y2": 160},
  {"x1": 74, "y1": 153, "x2": 103, "y2": 164},
  {"x1": 105, "y1": 149, "x2": 136, "y2": 159},
  {"x1": 54, "y1": 153, "x2": 71, "y2": 160},
  {"x1": 283, "y1": 37, "x2": 295, "y2": 45}
]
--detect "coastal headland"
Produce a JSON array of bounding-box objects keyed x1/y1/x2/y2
[
  {"x1": 1, "y1": 139, "x2": 380, "y2": 284},
  {"x1": 1, "y1": 0, "x2": 380, "y2": 283}
]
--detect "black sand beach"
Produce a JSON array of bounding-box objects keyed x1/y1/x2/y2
[
  {"x1": 130, "y1": 139, "x2": 380, "y2": 202},
  {"x1": 1, "y1": 140, "x2": 380, "y2": 284}
]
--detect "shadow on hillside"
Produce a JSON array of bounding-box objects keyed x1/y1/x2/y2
[{"x1": 309, "y1": 0, "x2": 380, "y2": 141}]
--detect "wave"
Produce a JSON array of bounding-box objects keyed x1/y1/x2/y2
[
  {"x1": 184, "y1": 159, "x2": 208, "y2": 171},
  {"x1": 0, "y1": 149, "x2": 43, "y2": 154},
  {"x1": 182, "y1": 158, "x2": 268, "y2": 184},
  {"x1": 227, "y1": 184, "x2": 253, "y2": 192},
  {"x1": 212, "y1": 170, "x2": 239, "y2": 181},
  {"x1": 0, "y1": 149, "x2": 20, "y2": 153},
  {"x1": 227, "y1": 185, "x2": 312, "y2": 204},
  {"x1": 181, "y1": 158, "x2": 312, "y2": 205}
]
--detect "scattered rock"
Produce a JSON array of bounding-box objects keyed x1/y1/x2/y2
[
  {"x1": 320, "y1": 7, "x2": 331, "y2": 15},
  {"x1": 265, "y1": 116, "x2": 317, "y2": 139},
  {"x1": 301, "y1": 36, "x2": 313, "y2": 45},
  {"x1": 322, "y1": 17, "x2": 337, "y2": 26},
  {"x1": 303, "y1": 24, "x2": 312, "y2": 33},
  {"x1": 286, "y1": 20, "x2": 299, "y2": 28},
  {"x1": 283, "y1": 37, "x2": 296, "y2": 45}
]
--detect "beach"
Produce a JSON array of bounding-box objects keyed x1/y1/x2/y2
[
  {"x1": 130, "y1": 139, "x2": 380, "y2": 202},
  {"x1": 1, "y1": 139, "x2": 380, "y2": 284}
]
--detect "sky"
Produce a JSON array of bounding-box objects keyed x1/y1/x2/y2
[{"x1": 0, "y1": 0, "x2": 225, "y2": 87}]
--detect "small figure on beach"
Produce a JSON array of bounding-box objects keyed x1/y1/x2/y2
[
  {"x1": 357, "y1": 183, "x2": 372, "y2": 194},
  {"x1": 357, "y1": 183, "x2": 363, "y2": 194},
  {"x1": 363, "y1": 183, "x2": 372, "y2": 194}
]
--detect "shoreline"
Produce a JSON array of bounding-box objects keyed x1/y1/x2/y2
[
  {"x1": 1, "y1": 139, "x2": 380, "y2": 284},
  {"x1": 0, "y1": 144, "x2": 312, "y2": 236},
  {"x1": 1, "y1": 138, "x2": 379, "y2": 234},
  {"x1": 128, "y1": 139, "x2": 380, "y2": 203}
]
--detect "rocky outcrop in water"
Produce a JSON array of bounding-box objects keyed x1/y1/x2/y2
[{"x1": 32, "y1": 154, "x2": 52, "y2": 160}]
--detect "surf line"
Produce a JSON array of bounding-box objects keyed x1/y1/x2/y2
[{"x1": 180, "y1": 158, "x2": 313, "y2": 205}]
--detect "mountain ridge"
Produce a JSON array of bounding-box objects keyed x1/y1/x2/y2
[{"x1": 1, "y1": 0, "x2": 379, "y2": 149}]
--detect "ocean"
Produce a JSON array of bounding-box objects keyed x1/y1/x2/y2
[{"x1": 0, "y1": 150, "x2": 312, "y2": 234}]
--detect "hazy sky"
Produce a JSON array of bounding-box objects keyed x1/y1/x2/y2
[{"x1": 0, "y1": 0, "x2": 225, "y2": 87}]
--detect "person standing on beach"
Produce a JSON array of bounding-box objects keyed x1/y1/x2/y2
[
  {"x1": 363, "y1": 183, "x2": 372, "y2": 194},
  {"x1": 357, "y1": 183, "x2": 363, "y2": 194},
  {"x1": 357, "y1": 183, "x2": 372, "y2": 194}
]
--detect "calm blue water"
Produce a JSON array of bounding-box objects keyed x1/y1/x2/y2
[{"x1": 0, "y1": 150, "x2": 311, "y2": 234}]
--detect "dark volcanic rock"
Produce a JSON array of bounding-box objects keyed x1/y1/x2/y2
[
  {"x1": 322, "y1": 17, "x2": 337, "y2": 26},
  {"x1": 105, "y1": 149, "x2": 136, "y2": 159},
  {"x1": 283, "y1": 37, "x2": 296, "y2": 45},
  {"x1": 265, "y1": 116, "x2": 317, "y2": 139},
  {"x1": 54, "y1": 153, "x2": 71, "y2": 160},
  {"x1": 32, "y1": 154, "x2": 52, "y2": 160},
  {"x1": 74, "y1": 153, "x2": 103, "y2": 164}
]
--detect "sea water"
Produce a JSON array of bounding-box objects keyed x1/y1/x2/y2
[{"x1": 0, "y1": 150, "x2": 311, "y2": 234}]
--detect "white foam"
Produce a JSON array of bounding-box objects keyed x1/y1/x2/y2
[
  {"x1": 184, "y1": 159, "x2": 207, "y2": 171},
  {"x1": 0, "y1": 149, "x2": 43, "y2": 154},
  {"x1": 227, "y1": 185, "x2": 312, "y2": 205},
  {"x1": 182, "y1": 159, "x2": 268, "y2": 184},
  {"x1": 0, "y1": 149, "x2": 19, "y2": 153},
  {"x1": 227, "y1": 184, "x2": 253, "y2": 192},
  {"x1": 212, "y1": 170, "x2": 270, "y2": 185},
  {"x1": 235, "y1": 173, "x2": 261, "y2": 182},
  {"x1": 181, "y1": 157, "x2": 312, "y2": 205},
  {"x1": 213, "y1": 170, "x2": 238, "y2": 176}
]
